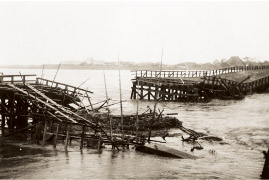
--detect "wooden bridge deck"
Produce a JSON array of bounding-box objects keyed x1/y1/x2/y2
[
  {"x1": 131, "y1": 66, "x2": 269, "y2": 102},
  {"x1": 132, "y1": 65, "x2": 269, "y2": 78}
]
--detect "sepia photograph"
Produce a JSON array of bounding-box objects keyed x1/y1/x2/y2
[{"x1": 0, "y1": 0, "x2": 268, "y2": 179}]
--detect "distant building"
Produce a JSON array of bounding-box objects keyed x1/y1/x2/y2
[
  {"x1": 86, "y1": 57, "x2": 105, "y2": 65},
  {"x1": 62, "y1": 61, "x2": 82, "y2": 65},
  {"x1": 104, "y1": 61, "x2": 117, "y2": 66}
]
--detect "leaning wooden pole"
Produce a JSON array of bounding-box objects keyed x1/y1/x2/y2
[
  {"x1": 103, "y1": 70, "x2": 113, "y2": 140},
  {"x1": 148, "y1": 48, "x2": 163, "y2": 142},
  {"x1": 75, "y1": 78, "x2": 89, "y2": 97},
  {"x1": 39, "y1": 64, "x2": 45, "y2": 85},
  {"x1": 38, "y1": 64, "x2": 45, "y2": 93},
  {"x1": 51, "y1": 62, "x2": 61, "y2": 88},
  {"x1": 118, "y1": 53, "x2": 124, "y2": 138}
]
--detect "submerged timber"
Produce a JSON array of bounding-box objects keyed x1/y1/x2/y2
[
  {"x1": 136, "y1": 143, "x2": 197, "y2": 159},
  {"x1": 131, "y1": 65, "x2": 269, "y2": 102}
]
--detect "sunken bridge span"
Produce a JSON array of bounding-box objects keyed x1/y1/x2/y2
[{"x1": 130, "y1": 65, "x2": 269, "y2": 102}]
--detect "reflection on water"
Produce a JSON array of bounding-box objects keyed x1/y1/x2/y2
[{"x1": 0, "y1": 69, "x2": 268, "y2": 179}]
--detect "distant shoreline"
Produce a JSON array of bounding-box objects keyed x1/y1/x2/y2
[
  {"x1": 0, "y1": 66, "x2": 135, "y2": 70},
  {"x1": 0, "y1": 64, "x2": 189, "y2": 71},
  {"x1": 1, "y1": 56, "x2": 268, "y2": 71}
]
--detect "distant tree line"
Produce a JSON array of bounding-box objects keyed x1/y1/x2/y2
[
  {"x1": 160, "y1": 56, "x2": 269, "y2": 70},
  {"x1": 1, "y1": 56, "x2": 268, "y2": 70}
]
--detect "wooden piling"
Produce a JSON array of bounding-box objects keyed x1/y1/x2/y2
[
  {"x1": 97, "y1": 133, "x2": 102, "y2": 152},
  {"x1": 122, "y1": 135, "x2": 125, "y2": 150},
  {"x1": 261, "y1": 149, "x2": 269, "y2": 179},
  {"x1": 141, "y1": 83, "x2": 144, "y2": 100},
  {"x1": 135, "y1": 99, "x2": 139, "y2": 143},
  {"x1": 1, "y1": 96, "x2": 5, "y2": 135},
  {"x1": 64, "y1": 128, "x2": 70, "y2": 151},
  {"x1": 42, "y1": 120, "x2": 48, "y2": 147},
  {"x1": 35, "y1": 122, "x2": 40, "y2": 144},
  {"x1": 80, "y1": 125, "x2": 85, "y2": 150},
  {"x1": 148, "y1": 86, "x2": 151, "y2": 100},
  {"x1": 126, "y1": 136, "x2": 130, "y2": 149},
  {"x1": 9, "y1": 93, "x2": 15, "y2": 130},
  {"x1": 53, "y1": 124, "x2": 59, "y2": 148}
]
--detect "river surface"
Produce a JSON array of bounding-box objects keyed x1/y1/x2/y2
[{"x1": 0, "y1": 69, "x2": 268, "y2": 179}]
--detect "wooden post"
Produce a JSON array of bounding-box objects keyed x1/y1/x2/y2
[
  {"x1": 1, "y1": 97, "x2": 5, "y2": 135},
  {"x1": 35, "y1": 122, "x2": 40, "y2": 144},
  {"x1": 9, "y1": 94, "x2": 15, "y2": 130},
  {"x1": 118, "y1": 55, "x2": 125, "y2": 139},
  {"x1": 51, "y1": 62, "x2": 61, "y2": 88},
  {"x1": 141, "y1": 84, "x2": 144, "y2": 100},
  {"x1": 80, "y1": 125, "x2": 85, "y2": 150},
  {"x1": 148, "y1": 86, "x2": 151, "y2": 100},
  {"x1": 103, "y1": 70, "x2": 113, "y2": 141},
  {"x1": 261, "y1": 149, "x2": 269, "y2": 179},
  {"x1": 122, "y1": 136, "x2": 125, "y2": 150},
  {"x1": 112, "y1": 136, "x2": 115, "y2": 150},
  {"x1": 126, "y1": 136, "x2": 130, "y2": 149},
  {"x1": 98, "y1": 133, "x2": 102, "y2": 152},
  {"x1": 42, "y1": 120, "x2": 48, "y2": 147},
  {"x1": 133, "y1": 82, "x2": 137, "y2": 99},
  {"x1": 130, "y1": 85, "x2": 134, "y2": 99},
  {"x1": 64, "y1": 127, "x2": 70, "y2": 151},
  {"x1": 168, "y1": 88, "x2": 171, "y2": 101},
  {"x1": 161, "y1": 86, "x2": 165, "y2": 101},
  {"x1": 135, "y1": 99, "x2": 139, "y2": 143},
  {"x1": 86, "y1": 93, "x2": 94, "y2": 111},
  {"x1": 53, "y1": 124, "x2": 59, "y2": 148},
  {"x1": 22, "y1": 76, "x2": 25, "y2": 84}
]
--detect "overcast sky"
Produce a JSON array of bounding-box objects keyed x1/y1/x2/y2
[{"x1": 0, "y1": 1, "x2": 269, "y2": 65}]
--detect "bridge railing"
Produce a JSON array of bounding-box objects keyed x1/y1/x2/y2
[
  {"x1": 132, "y1": 65, "x2": 269, "y2": 79},
  {"x1": 36, "y1": 78, "x2": 93, "y2": 95},
  {"x1": 0, "y1": 74, "x2": 36, "y2": 84},
  {"x1": 131, "y1": 70, "x2": 208, "y2": 78}
]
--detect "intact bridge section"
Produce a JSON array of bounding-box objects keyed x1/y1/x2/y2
[{"x1": 130, "y1": 65, "x2": 269, "y2": 102}]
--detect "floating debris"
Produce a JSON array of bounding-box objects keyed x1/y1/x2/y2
[{"x1": 136, "y1": 143, "x2": 197, "y2": 159}]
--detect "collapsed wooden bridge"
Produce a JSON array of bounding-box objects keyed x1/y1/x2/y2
[
  {"x1": 130, "y1": 65, "x2": 269, "y2": 102},
  {"x1": 0, "y1": 74, "x2": 124, "y2": 149},
  {"x1": 0, "y1": 73, "x2": 183, "y2": 150}
]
